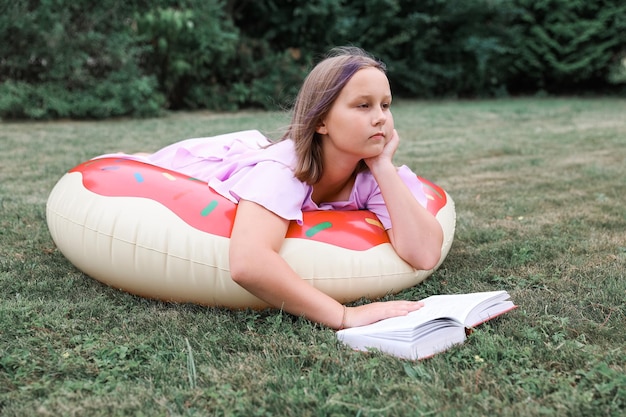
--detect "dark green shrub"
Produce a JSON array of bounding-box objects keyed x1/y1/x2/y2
[
  {"x1": 221, "y1": 40, "x2": 308, "y2": 110},
  {"x1": 227, "y1": 1, "x2": 343, "y2": 108},
  {"x1": 135, "y1": 1, "x2": 240, "y2": 110},
  {"x1": 352, "y1": 0, "x2": 517, "y2": 98},
  {"x1": 230, "y1": 0, "x2": 345, "y2": 55},
  {"x1": 231, "y1": 0, "x2": 625, "y2": 98},
  {"x1": 1, "y1": 0, "x2": 624, "y2": 119},
  {"x1": 231, "y1": 0, "x2": 518, "y2": 98},
  {"x1": 507, "y1": 0, "x2": 626, "y2": 93},
  {"x1": 0, "y1": 69, "x2": 163, "y2": 120},
  {"x1": 0, "y1": 0, "x2": 164, "y2": 119}
]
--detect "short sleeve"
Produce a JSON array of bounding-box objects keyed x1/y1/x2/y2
[
  {"x1": 362, "y1": 165, "x2": 428, "y2": 230},
  {"x1": 209, "y1": 160, "x2": 308, "y2": 223}
]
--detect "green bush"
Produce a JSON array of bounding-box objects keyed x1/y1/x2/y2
[
  {"x1": 231, "y1": 0, "x2": 518, "y2": 98},
  {"x1": 135, "y1": 1, "x2": 239, "y2": 110},
  {"x1": 231, "y1": 0, "x2": 625, "y2": 98},
  {"x1": 0, "y1": 70, "x2": 163, "y2": 120},
  {"x1": 361, "y1": 0, "x2": 517, "y2": 98},
  {"x1": 223, "y1": 40, "x2": 308, "y2": 110},
  {"x1": 1, "y1": 0, "x2": 624, "y2": 119},
  {"x1": 0, "y1": 0, "x2": 163, "y2": 119},
  {"x1": 507, "y1": 0, "x2": 626, "y2": 93}
]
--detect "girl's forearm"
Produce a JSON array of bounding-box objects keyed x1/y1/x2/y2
[
  {"x1": 369, "y1": 162, "x2": 443, "y2": 270},
  {"x1": 234, "y1": 252, "x2": 345, "y2": 328},
  {"x1": 229, "y1": 199, "x2": 430, "y2": 330},
  {"x1": 229, "y1": 200, "x2": 346, "y2": 328}
]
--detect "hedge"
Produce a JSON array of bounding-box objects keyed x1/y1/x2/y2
[{"x1": 1, "y1": 0, "x2": 624, "y2": 119}]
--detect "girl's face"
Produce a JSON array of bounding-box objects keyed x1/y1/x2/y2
[{"x1": 316, "y1": 67, "x2": 394, "y2": 164}]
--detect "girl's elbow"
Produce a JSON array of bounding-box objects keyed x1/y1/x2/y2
[
  {"x1": 395, "y1": 244, "x2": 439, "y2": 270},
  {"x1": 229, "y1": 252, "x2": 256, "y2": 288},
  {"x1": 229, "y1": 264, "x2": 248, "y2": 287},
  {"x1": 415, "y1": 250, "x2": 442, "y2": 271},
  {"x1": 419, "y1": 227, "x2": 444, "y2": 269},
  {"x1": 402, "y1": 236, "x2": 443, "y2": 270}
]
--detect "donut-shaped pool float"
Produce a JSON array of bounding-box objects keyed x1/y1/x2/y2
[{"x1": 46, "y1": 157, "x2": 455, "y2": 309}]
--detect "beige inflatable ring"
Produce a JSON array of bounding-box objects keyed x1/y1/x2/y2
[{"x1": 46, "y1": 157, "x2": 455, "y2": 309}]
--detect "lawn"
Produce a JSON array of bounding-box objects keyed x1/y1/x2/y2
[{"x1": 1, "y1": 98, "x2": 625, "y2": 416}]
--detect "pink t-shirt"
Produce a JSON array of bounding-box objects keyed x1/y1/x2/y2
[{"x1": 100, "y1": 130, "x2": 427, "y2": 229}]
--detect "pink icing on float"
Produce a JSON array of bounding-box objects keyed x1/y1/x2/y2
[{"x1": 46, "y1": 157, "x2": 456, "y2": 309}]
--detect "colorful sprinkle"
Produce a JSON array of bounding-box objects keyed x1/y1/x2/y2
[
  {"x1": 306, "y1": 221, "x2": 332, "y2": 238},
  {"x1": 365, "y1": 218, "x2": 384, "y2": 229},
  {"x1": 422, "y1": 182, "x2": 443, "y2": 199},
  {"x1": 162, "y1": 172, "x2": 176, "y2": 181},
  {"x1": 201, "y1": 200, "x2": 219, "y2": 216},
  {"x1": 101, "y1": 166, "x2": 120, "y2": 171},
  {"x1": 173, "y1": 190, "x2": 192, "y2": 200},
  {"x1": 133, "y1": 172, "x2": 144, "y2": 183}
]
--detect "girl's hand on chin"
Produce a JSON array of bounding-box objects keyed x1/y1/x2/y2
[{"x1": 365, "y1": 129, "x2": 400, "y2": 170}]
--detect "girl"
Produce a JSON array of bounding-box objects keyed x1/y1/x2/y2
[{"x1": 110, "y1": 47, "x2": 443, "y2": 329}]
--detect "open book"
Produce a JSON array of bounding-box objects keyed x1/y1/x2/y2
[{"x1": 337, "y1": 290, "x2": 516, "y2": 360}]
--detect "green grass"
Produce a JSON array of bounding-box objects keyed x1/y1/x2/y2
[{"x1": 1, "y1": 98, "x2": 625, "y2": 416}]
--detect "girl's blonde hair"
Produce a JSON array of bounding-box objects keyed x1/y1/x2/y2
[{"x1": 282, "y1": 46, "x2": 387, "y2": 184}]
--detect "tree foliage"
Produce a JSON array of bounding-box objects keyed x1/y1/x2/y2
[
  {"x1": 135, "y1": 2, "x2": 239, "y2": 110},
  {"x1": 0, "y1": 0, "x2": 164, "y2": 119},
  {"x1": 506, "y1": 0, "x2": 626, "y2": 93},
  {"x1": 0, "y1": 0, "x2": 624, "y2": 119}
]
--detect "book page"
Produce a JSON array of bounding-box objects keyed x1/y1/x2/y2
[
  {"x1": 337, "y1": 291, "x2": 516, "y2": 360},
  {"x1": 340, "y1": 291, "x2": 510, "y2": 338},
  {"x1": 342, "y1": 322, "x2": 467, "y2": 360},
  {"x1": 420, "y1": 290, "x2": 514, "y2": 327}
]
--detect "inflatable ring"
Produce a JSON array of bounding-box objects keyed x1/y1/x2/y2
[{"x1": 46, "y1": 157, "x2": 455, "y2": 309}]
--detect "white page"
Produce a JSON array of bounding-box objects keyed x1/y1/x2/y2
[{"x1": 339, "y1": 291, "x2": 508, "y2": 338}]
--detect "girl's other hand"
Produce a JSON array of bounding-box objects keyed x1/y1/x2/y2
[{"x1": 341, "y1": 299, "x2": 424, "y2": 329}]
